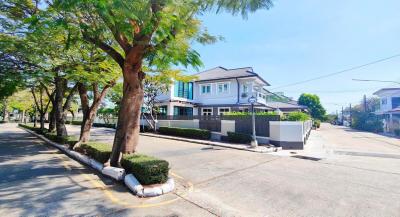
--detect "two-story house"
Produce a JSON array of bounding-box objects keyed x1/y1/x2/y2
[
  {"x1": 373, "y1": 88, "x2": 400, "y2": 133},
  {"x1": 155, "y1": 66, "x2": 306, "y2": 116}
]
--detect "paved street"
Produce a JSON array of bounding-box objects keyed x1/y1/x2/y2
[{"x1": 1, "y1": 123, "x2": 400, "y2": 216}]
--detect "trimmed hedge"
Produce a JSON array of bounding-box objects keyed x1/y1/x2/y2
[
  {"x1": 121, "y1": 154, "x2": 169, "y2": 185},
  {"x1": 159, "y1": 127, "x2": 210, "y2": 140},
  {"x1": 19, "y1": 124, "x2": 77, "y2": 145},
  {"x1": 227, "y1": 131, "x2": 252, "y2": 144},
  {"x1": 69, "y1": 120, "x2": 115, "y2": 129},
  {"x1": 79, "y1": 143, "x2": 112, "y2": 164},
  {"x1": 285, "y1": 112, "x2": 310, "y2": 121},
  {"x1": 20, "y1": 123, "x2": 170, "y2": 185}
]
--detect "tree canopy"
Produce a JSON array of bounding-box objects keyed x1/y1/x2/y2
[{"x1": 298, "y1": 93, "x2": 326, "y2": 120}]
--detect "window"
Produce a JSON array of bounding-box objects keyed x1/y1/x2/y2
[
  {"x1": 218, "y1": 107, "x2": 230, "y2": 115},
  {"x1": 173, "y1": 106, "x2": 193, "y2": 116},
  {"x1": 158, "y1": 106, "x2": 167, "y2": 116},
  {"x1": 200, "y1": 84, "x2": 211, "y2": 94},
  {"x1": 382, "y1": 98, "x2": 387, "y2": 105},
  {"x1": 202, "y1": 108, "x2": 213, "y2": 116},
  {"x1": 243, "y1": 84, "x2": 249, "y2": 93},
  {"x1": 392, "y1": 97, "x2": 400, "y2": 109},
  {"x1": 174, "y1": 81, "x2": 193, "y2": 99},
  {"x1": 217, "y1": 83, "x2": 229, "y2": 94}
]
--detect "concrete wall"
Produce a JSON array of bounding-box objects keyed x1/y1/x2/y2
[
  {"x1": 269, "y1": 120, "x2": 312, "y2": 149},
  {"x1": 221, "y1": 120, "x2": 235, "y2": 136},
  {"x1": 156, "y1": 119, "x2": 199, "y2": 129}
]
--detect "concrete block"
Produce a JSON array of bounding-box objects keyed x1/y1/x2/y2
[
  {"x1": 89, "y1": 159, "x2": 104, "y2": 172},
  {"x1": 124, "y1": 174, "x2": 144, "y2": 195},
  {"x1": 142, "y1": 186, "x2": 163, "y2": 197},
  {"x1": 102, "y1": 166, "x2": 125, "y2": 181},
  {"x1": 160, "y1": 178, "x2": 175, "y2": 194}
]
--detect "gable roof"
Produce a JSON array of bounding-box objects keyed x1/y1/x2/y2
[
  {"x1": 373, "y1": 88, "x2": 400, "y2": 95},
  {"x1": 266, "y1": 101, "x2": 308, "y2": 110},
  {"x1": 193, "y1": 66, "x2": 270, "y2": 85}
]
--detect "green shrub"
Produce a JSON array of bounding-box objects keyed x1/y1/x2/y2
[
  {"x1": 227, "y1": 131, "x2": 252, "y2": 143},
  {"x1": 352, "y1": 111, "x2": 383, "y2": 133},
  {"x1": 69, "y1": 121, "x2": 82, "y2": 125},
  {"x1": 121, "y1": 154, "x2": 169, "y2": 185},
  {"x1": 394, "y1": 129, "x2": 400, "y2": 136},
  {"x1": 285, "y1": 112, "x2": 310, "y2": 121},
  {"x1": 93, "y1": 122, "x2": 115, "y2": 128},
  {"x1": 223, "y1": 111, "x2": 278, "y2": 116},
  {"x1": 158, "y1": 127, "x2": 210, "y2": 140},
  {"x1": 313, "y1": 120, "x2": 321, "y2": 128},
  {"x1": 80, "y1": 143, "x2": 112, "y2": 163}
]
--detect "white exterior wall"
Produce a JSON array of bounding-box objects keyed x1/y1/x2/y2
[
  {"x1": 157, "y1": 119, "x2": 199, "y2": 129},
  {"x1": 194, "y1": 79, "x2": 238, "y2": 105},
  {"x1": 270, "y1": 121, "x2": 304, "y2": 142},
  {"x1": 221, "y1": 120, "x2": 235, "y2": 136}
]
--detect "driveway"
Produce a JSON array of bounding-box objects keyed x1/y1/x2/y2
[{"x1": 61, "y1": 123, "x2": 400, "y2": 216}]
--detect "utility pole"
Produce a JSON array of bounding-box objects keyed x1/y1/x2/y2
[
  {"x1": 349, "y1": 103, "x2": 352, "y2": 127},
  {"x1": 341, "y1": 106, "x2": 344, "y2": 126},
  {"x1": 363, "y1": 94, "x2": 367, "y2": 112}
]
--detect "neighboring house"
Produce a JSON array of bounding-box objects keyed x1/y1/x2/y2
[
  {"x1": 155, "y1": 66, "x2": 306, "y2": 116},
  {"x1": 373, "y1": 88, "x2": 400, "y2": 133}
]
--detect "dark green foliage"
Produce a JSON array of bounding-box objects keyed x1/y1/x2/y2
[
  {"x1": 227, "y1": 131, "x2": 252, "y2": 143},
  {"x1": 19, "y1": 124, "x2": 76, "y2": 144},
  {"x1": 298, "y1": 93, "x2": 326, "y2": 120},
  {"x1": 352, "y1": 111, "x2": 383, "y2": 133},
  {"x1": 121, "y1": 154, "x2": 169, "y2": 185},
  {"x1": 159, "y1": 127, "x2": 211, "y2": 140},
  {"x1": 394, "y1": 129, "x2": 400, "y2": 136},
  {"x1": 79, "y1": 143, "x2": 112, "y2": 164}
]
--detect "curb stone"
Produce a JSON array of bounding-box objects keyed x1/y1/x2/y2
[{"x1": 20, "y1": 126, "x2": 175, "y2": 197}]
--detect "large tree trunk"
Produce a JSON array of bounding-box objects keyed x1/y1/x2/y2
[
  {"x1": 109, "y1": 67, "x2": 144, "y2": 167},
  {"x1": 49, "y1": 108, "x2": 56, "y2": 132},
  {"x1": 55, "y1": 76, "x2": 68, "y2": 137},
  {"x1": 2, "y1": 100, "x2": 9, "y2": 122},
  {"x1": 39, "y1": 113, "x2": 45, "y2": 131},
  {"x1": 74, "y1": 83, "x2": 111, "y2": 147}
]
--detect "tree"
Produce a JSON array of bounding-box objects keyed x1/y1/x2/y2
[
  {"x1": 53, "y1": 0, "x2": 273, "y2": 166},
  {"x1": 30, "y1": 85, "x2": 52, "y2": 130},
  {"x1": 298, "y1": 93, "x2": 326, "y2": 120}
]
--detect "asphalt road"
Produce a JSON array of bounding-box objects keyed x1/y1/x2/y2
[{"x1": 2, "y1": 123, "x2": 400, "y2": 216}]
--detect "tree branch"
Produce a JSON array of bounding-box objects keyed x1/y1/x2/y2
[{"x1": 82, "y1": 32, "x2": 124, "y2": 68}]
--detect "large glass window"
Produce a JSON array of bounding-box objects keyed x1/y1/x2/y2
[
  {"x1": 174, "y1": 81, "x2": 193, "y2": 99},
  {"x1": 158, "y1": 106, "x2": 167, "y2": 116}
]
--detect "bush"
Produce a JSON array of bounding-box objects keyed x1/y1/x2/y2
[
  {"x1": 285, "y1": 112, "x2": 310, "y2": 121},
  {"x1": 121, "y1": 154, "x2": 169, "y2": 185},
  {"x1": 313, "y1": 120, "x2": 321, "y2": 128},
  {"x1": 227, "y1": 131, "x2": 252, "y2": 143},
  {"x1": 394, "y1": 129, "x2": 400, "y2": 136},
  {"x1": 79, "y1": 143, "x2": 112, "y2": 163},
  {"x1": 223, "y1": 111, "x2": 278, "y2": 116},
  {"x1": 158, "y1": 127, "x2": 210, "y2": 140},
  {"x1": 352, "y1": 111, "x2": 383, "y2": 133}
]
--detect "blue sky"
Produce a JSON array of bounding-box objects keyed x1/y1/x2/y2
[{"x1": 191, "y1": 0, "x2": 400, "y2": 113}]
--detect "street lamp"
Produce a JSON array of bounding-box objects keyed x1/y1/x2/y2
[
  {"x1": 248, "y1": 96, "x2": 258, "y2": 148},
  {"x1": 352, "y1": 79, "x2": 400, "y2": 85}
]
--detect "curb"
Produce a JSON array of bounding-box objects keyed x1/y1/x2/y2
[
  {"x1": 20, "y1": 127, "x2": 175, "y2": 197},
  {"x1": 140, "y1": 133, "x2": 280, "y2": 153}
]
